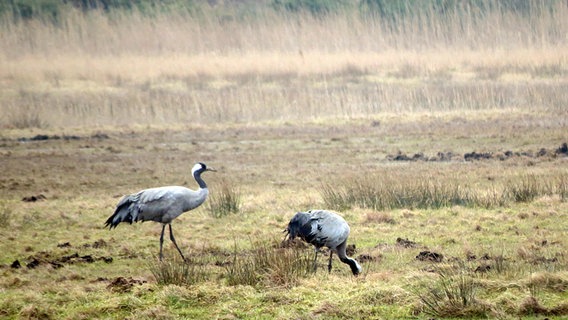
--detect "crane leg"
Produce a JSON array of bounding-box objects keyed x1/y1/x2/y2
[
  {"x1": 328, "y1": 251, "x2": 333, "y2": 273},
  {"x1": 159, "y1": 224, "x2": 166, "y2": 261},
  {"x1": 169, "y1": 224, "x2": 186, "y2": 261}
]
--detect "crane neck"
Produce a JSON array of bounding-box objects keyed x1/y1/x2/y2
[{"x1": 193, "y1": 171, "x2": 208, "y2": 189}]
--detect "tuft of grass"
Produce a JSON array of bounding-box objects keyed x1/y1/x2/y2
[
  {"x1": 319, "y1": 182, "x2": 352, "y2": 211},
  {"x1": 208, "y1": 180, "x2": 241, "y2": 218},
  {"x1": 415, "y1": 263, "x2": 491, "y2": 318},
  {"x1": 517, "y1": 295, "x2": 568, "y2": 317},
  {"x1": 0, "y1": 201, "x2": 13, "y2": 228},
  {"x1": 471, "y1": 187, "x2": 509, "y2": 208},
  {"x1": 225, "y1": 239, "x2": 314, "y2": 288},
  {"x1": 504, "y1": 174, "x2": 549, "y2": 203},
  {"x1": 148, "y1": 254, "x2": 208, "y2": 286},
  {"x1": 322, "y1": 172, "x2": 568, "y2": 211},
  {"x1": 492, "y1": 255, "x2": 507, "y2": 274},
  {"x1": 556, "y1": 173, "x2": 568, "y2": 202},
  {"x1": 321, "y1": 177, "x2": 477, "y2": 211}
]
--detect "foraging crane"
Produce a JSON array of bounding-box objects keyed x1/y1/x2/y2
[
  {"x1": 284, "y1": 209, "x2": 362, "y2": 275},
  {"x1": 105, "y1": 162, "x2": 215, "y2": 261}
]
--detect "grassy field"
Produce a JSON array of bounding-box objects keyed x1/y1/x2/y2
[{"x1": 1, "y1": 2, "x2": 568, "y2": 319}]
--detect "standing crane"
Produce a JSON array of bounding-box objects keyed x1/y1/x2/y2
[
  {"x1": 284, "y1": 209, "x2": 362, "y2": 275},
  {"x1": 105, "y1": 162, "x2": 215, "y2": 261}
]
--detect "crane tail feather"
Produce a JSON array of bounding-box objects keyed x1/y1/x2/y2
[{"x1": 105, "y1": 195, "x2": 139, "y2": 229}]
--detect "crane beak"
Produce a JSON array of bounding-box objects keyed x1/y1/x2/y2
[
  {"x1": 206, "y1": 167, "x2": 217, "y2": 172},
  {"x1": 281, "y1": 233, "x2": 289, "y2": 245},
  {"x1": 281, "y1": 229, "x2": 290, "y2": 244}
]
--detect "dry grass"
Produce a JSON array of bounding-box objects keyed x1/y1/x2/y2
[
  {"x1": 1, "y1": 4, "x2": 567, "y2": 128},
  {"x1": 0, "y1": 4, "x2": 567, "y2": 319},
  {"x1": 148, "y1": 253, "x2": 208, "y2": 286},
  {"x1": 1, "y1": 120, "x2": 567, "y2": 318},
  {"x1": 224, "y1": 239, "x2": 314, "y2": 288},
  {"x1": 414, "y1": 263, "x2": 487, "y2": 318},
  {"x1": 207, "y1": 179, "x2": 241, "y2": 218},
  {"x1": 321, "y1": 172, "x2": 568, "y2": 210}
]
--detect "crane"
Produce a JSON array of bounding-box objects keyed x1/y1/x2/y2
[
  {"x1": 105, "y1": 162, "x2": 215, "y2": 261},
  {"x1": 284, "y1": 209, "x2": 361, "y2": 275}
]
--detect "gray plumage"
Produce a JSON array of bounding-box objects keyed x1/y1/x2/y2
[
  {"x1": 284, "y1": 209, "x2": 362, "y2": 275},
  {"x1": 105, "y1": 162, "x2": 215, "y2": 261}
]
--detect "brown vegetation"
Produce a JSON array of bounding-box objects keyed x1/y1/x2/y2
[{"x1": 1, "y1": 3, "x2": 567, "y2": 319}]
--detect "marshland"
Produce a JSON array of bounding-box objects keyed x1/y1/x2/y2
[{"x1": 1, "y1": 0, "x2": 567, "y2": 318}]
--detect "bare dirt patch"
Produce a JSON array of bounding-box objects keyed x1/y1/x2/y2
[
  {"x1": 415, "y1": 251, "x2": 444, "y2": 262},
  {"x1": 9, "y1": 240, "x2": 113, "y2": 270},
  {"x1": 22, "y1": 194, "x2": 46, "y2": 202},
  {"x1": 106, "y1": 276, "x2": 147, "y2": 293},
  {"x1": 16, "y1": 133, "x2": 109, "y2": 142}
]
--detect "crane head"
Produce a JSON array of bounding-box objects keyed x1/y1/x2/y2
[
  {"x1": 192, "y1": 162, "x2": 216, "y2": 175},
  {"x1": 282, "y1": 211, "x2": 312, "y2": 244}
]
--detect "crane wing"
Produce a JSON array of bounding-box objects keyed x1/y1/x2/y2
[
  {"x1": 306, "y1": 210, "x2": 350, "y2": 248},
  {"x1": 105, "y1": 187, "x2": 174, "y2": 228}
]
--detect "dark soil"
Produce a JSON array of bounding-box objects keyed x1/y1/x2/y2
[
  {"x1": 387, "y1": 142, "x2": 568, "y2": 162},
  {"x1": 416, "y1": 251, "x2": 444, "y2": 262},
  {"x1": 396, "y1": 237, "x2": 418, "y2": 248},
  {"x1": 107, "y1": 276, "x2": 146, "y2": 293},
  {"x1": 10, "y1": 240, "x2": 113, "y2": 270},
  {"x1": 346, "y1": 244, "x2": 357, "y2": 256},
  {"x1": 16, "y1": 133, "x2": 109, "y2": 142},
  {"x1": 22, "y1": 194, "x2": 46, "y2": 202},
  {"x1": 356, "y1": 253, "x2": 382, "y2": 263}
]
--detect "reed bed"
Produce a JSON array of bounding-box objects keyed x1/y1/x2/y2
[{"x1": 1, "y1": 2, "x2": 567, "y2": 128}]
